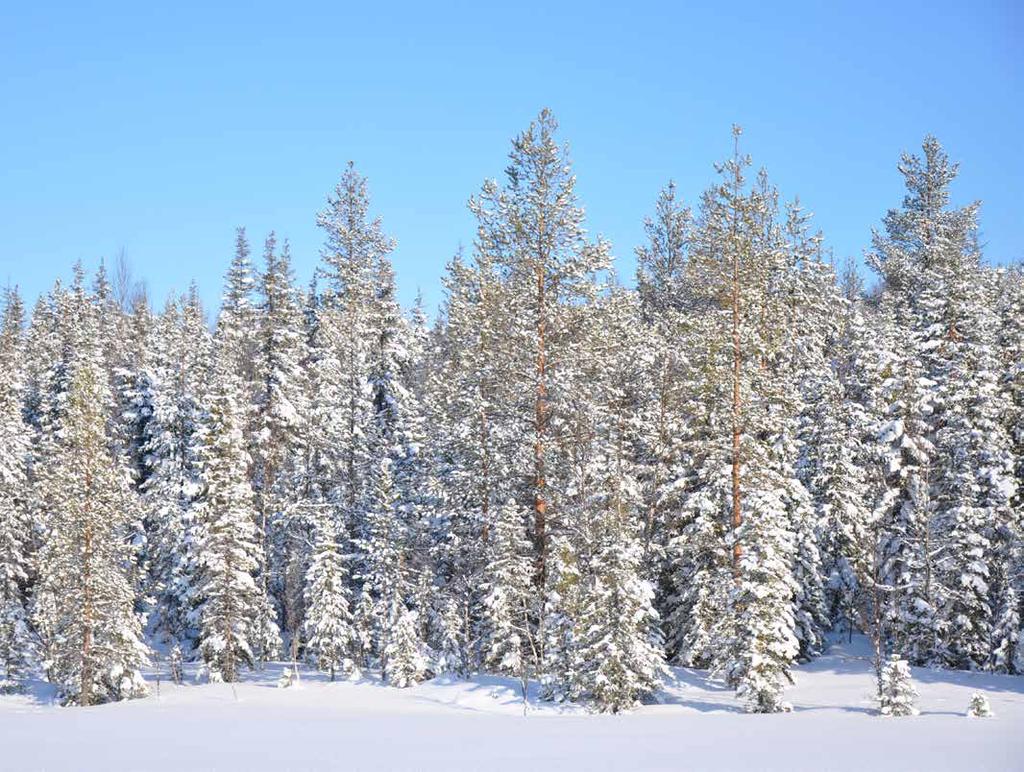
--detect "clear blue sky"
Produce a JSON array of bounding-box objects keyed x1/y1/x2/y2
[{"x1": 1, "y1": 1, "x2": 1021, "y2": 315}]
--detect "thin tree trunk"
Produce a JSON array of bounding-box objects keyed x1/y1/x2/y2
[
  {"x1": 730, "y1": 234, "x2": 743, "y2": 574},
  {"x1": 80, "y1": 513, "x2": 94, "y2": 707},
  {"x1": 534, "y1": 264, "x2": 548, "y2": 588}
]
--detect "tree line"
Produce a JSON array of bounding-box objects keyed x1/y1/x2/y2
[{"x1": 0, "y1": 110, "x2": 1020, "y2": 713}]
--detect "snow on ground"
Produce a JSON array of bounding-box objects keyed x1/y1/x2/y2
[{"x1": 1, "y1": 637, "x2": 1021, "y2": 771}]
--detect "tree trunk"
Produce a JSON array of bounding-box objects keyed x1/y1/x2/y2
[
  {"x1": 80, "y1": 516, "x2": 94, "y2": 707},
  {"x1": 533, "y1": 265, "x2": 548, "y2": 588},
  {"x1": 730, "y1": 234, "x2": 743, "y2": 574}
]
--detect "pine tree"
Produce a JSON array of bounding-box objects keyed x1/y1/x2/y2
[
  {"x1": 997, "y1": 267, "x2": 1024, "y2": 517},
  {"x1": 678, "y1": 128, "x2": 804, "y2": 710},
  {"x1": 636, "y1": 180, "x2": 691, "y2": 316},
  {"x1": 867, "y1": 137, "x2": 1012, "y2": 667},
  {"x1": 990, "y1": 566, "x2": 1021, "y2": 674},
  {"x1": 808, "y1": 303, "x2": 875, "y2": 636},
  {"x1": 725, "y1": 478, "x2": 800, "y2": 713},
  {"x1": 872, "y1": 302, "x2": 941, "y2": 664},
  {"x1": 426, "y1": 250, "x2": 516, "y2": 677},
  {"x1": 565, "y1": 290, "x2": 666, "y2": 713},
  {"x1": 33, "y1": 345, "x2": 148, "y2": 705},
  {"x1": 992, "y1": 267, "x2": 1024, "y2": 673},
  {"x1": 469, "y1": 108, "x2": 611, "y2": 594},
  {"x1": 634, "y1": 182, "x2": 694, "y2": 632},
  {"x1": 0, "y1": 290, "x2": 33, "y2": 690},
  {"x1": 426, "y1": 592, "x2": 469, "y2": 678}
]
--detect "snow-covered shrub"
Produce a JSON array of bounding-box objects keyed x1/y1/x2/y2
[
  {"x1": 966, "y1": 692, "x2": 993, "y2": 718},
  {"x1": 277, "y1": 667, "x2": 297, "y2": 689}
]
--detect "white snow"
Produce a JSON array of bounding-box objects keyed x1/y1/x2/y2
[{"x1": 2, "y1": 636, "x2": 1021, "y2": 771}]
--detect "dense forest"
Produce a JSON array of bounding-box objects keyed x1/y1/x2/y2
[{"x1": 0, "y1": 110, "x2": 1020, "y2": 714}]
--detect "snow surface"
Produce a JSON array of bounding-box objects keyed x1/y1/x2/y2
[{"x1": 2, "y1": 637, "x2": 1021, "y2": 771}]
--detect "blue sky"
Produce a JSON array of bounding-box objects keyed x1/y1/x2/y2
[{"x1": 1, "y1": 1, "x2": 1020, "y2": 316}]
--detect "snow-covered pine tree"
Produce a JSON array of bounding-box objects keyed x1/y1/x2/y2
[
  {"x1": 210, "y1": 230, "x2": 285, "y2": 666},
  {"x1": 254, "y1": 233, "x2": 310, "y2": 657},
  {"x1": 363, "y1": 255, "x2": 431, "y2": 631},
  {"x1": 871, "y1": 299, "x2": 941, "y2": 664},
  {"x1": 425, "y1": 592, "x2": 469, "y2": 678},
  {"x1": 574, "y1": 292, "x2": 666, "y2": 713},
  {"x1": 425, "y1": 250, "x2": 516, "y2": 676},
  {"x1": 663, "y1": 446, "x2": 732, "y2": 668},
  {"x1": 726, "y1": 477, "x2": 800, "y2": 713},
  {"x1": 382, "y1": 599, "x2": 426, "y2": 688},
  {"x1": 680, "y1": 128, "x2": 803, "y2": 711},
  {"x1": 636, "y1": 180, "x2": 691, "y2": 316},
  {"x1": 808, "y1": 300, "x2": 875, "y2": 636},
  {"x1": 353, "y1": 446, "x2": 416, "y2": 666},
  {"x1": 168, "y1": 644, "x2": 183, "y2": 685},
  {"x1": 538, "y1": 535, "x2": 583, "y2": 702},
  {"x1": 114, "y1": 293, "x2": 157, "y2": 490},
  {"x1": 997, "y1": 267, "x2": 1024, "y2": 518},
  {"x1": 90, "y1": 260, "x2": 129, "y2": 367},
  {"x1": 993, "y1": 267, "x2": 1024, "y2": 674},
  {"x1": 878, "y1": 655, "x2": 919, "y2": 716},
  {"x1": 314, "y1": 161, "x2": 391, "y2": 520},
  {"x1": 932, "y1": 268, "x2": 1015, "y2": 670},
  {"x1": 478, "y1": 500, "x2": 534, "y2": 677},
  {"x1": 0, "y1": 289, "x2": 33, "y2": 691},
  {"x1": 32, "y1": 315, "x2": 148, "y2": 705},
  {"x1": 990, "y1": 577, "x2": 1021, "y2": 674},
  {"x1": 868, "y1": 137, "x2": 1017, "y2": 668},
  {"x1": 469, "y1": 108, "x2": 611, "y2": 596},
  {"x1": 633, "y1": 182, "x2": 695, "y2": 628},
  {"x1": 217, "y1": 227, "x2": 260, "y2": 394},
  {"x1": 782, "y1": 206, "x2": 841, "y2": 659},
  {"x1": 192, "y1": 362, "x2": 280, "y2": 682},
  {"x1": 302, "y1": 512, "x2": 357, "y2": 680},
  {"x1": 966, "y1": 692, "x2": 993, "y2": 718},
  {"x1": 140, "y1": 294, "x2": 210, "y2": 649}
]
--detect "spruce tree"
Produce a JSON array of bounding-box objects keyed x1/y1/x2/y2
[
  {"x1": 382, "y1": 600, "x2": 426, "y2": 688},
  {"x1": 538, "y1": 536, "x2": 583, "y2": 702},
  {"x1": 140, "y1": 295, "x2": 209, "y2": 648},
  {"x1": 192, "y1": 364, "x2": 280, "y2": 682},
  {"x1": 254, "y1": 234, "x2": 310, "y2": 657},
  {"x1": 878, "y1": 655, "x2": 919, "y2": 717},
  {"x1": 478, "y1": 500, "x2": 534, "y2": 676},
  {"x1": 303, "y1": 513, "x2": 357, "y2": 680},
  {"x1": 575, "y1": 433, "x2": 665, "y2": 713}
]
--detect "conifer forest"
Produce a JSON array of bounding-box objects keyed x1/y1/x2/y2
[{"x1": 3, "y1": 110, "x2": 1023, "y2": 724}]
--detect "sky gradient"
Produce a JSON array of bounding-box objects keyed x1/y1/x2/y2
[{"x1": 2, "y1": 1, "x2": 1021, "y2": 315}]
